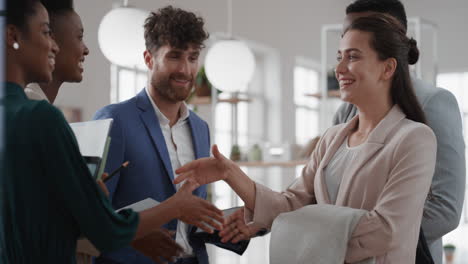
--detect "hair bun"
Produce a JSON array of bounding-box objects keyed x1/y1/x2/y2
[{"x1": 408, "y1": 38, "x2": 419, "y2": 65}]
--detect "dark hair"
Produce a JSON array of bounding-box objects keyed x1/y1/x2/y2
[
  {"x1": 144, "y1": 5, "x2": 209, "y2": 52},
  {"x1": 40, "y1": 0, "x2": 74, "y2": 28},
  {"x1": 346, "y1": 0, "x2": 408, "y2": 31},
  {"x1": 345, "y1": 14, "x2": 425, "y2": 124},
  {"x1": 6, "y1": 0, "x2": 40, "y2": 30}
]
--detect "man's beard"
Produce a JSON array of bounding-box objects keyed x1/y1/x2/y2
[{"x1": 151, "y1": 73, "x2": 193, "y2": 103}]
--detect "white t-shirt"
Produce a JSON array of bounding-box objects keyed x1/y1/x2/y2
[
  {"x1": 24, "y1": 83, "x2": 49, "y2": 102},
  {"x1": 323, "y1": 137, "x2": 364, "y2": 204}
]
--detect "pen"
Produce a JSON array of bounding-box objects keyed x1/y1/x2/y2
[{"x1": 104, "y1": 161, "x2": 130, "y2": 182}]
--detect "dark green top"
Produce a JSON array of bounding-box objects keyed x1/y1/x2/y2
[{"x1": 1, "y1": 82, "x2": 139, "y2": 263}]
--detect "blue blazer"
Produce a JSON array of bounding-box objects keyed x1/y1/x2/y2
[{"x1": 93, "y1": 89, "x2": 210, "y2": 264}]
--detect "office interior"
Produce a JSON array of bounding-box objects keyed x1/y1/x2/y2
[{"x1": 2, "y1": 0, "x2": 468, "y2": 263}]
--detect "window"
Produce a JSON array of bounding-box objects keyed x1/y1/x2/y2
[
  {"x1": 294, "y1": 66, "x2": 320, "y2": 146},
  {"x1": 213, "y1": 94, "x2": 249, "y2": 156},
  {"x1": 111, "y1": 65, "x2": 147, "y2": 103},
  {"x1": 294, "y1": 65, "x2": 320, "y2": 178}
]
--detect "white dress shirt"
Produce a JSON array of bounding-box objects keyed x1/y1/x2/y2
[
  {"x1": 145, "y1": 87, "x2": 195, "y2": 257},
  {"x1": 24, "y1": 83, "x2": 49, "y2": 102}
]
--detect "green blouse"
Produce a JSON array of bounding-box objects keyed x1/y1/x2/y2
[{"x1": 1, "y1": 82, "x2": 139, "y2": 263}]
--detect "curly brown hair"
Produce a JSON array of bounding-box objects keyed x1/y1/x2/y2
[{"x1": 144, "y1": 6, "x2": 209, "y2": 52}]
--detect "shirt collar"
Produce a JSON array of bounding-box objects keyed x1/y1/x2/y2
[
  {"x1": 145, "y1": 87, "x2": 190, "y2": 126},
  {"x1": 24, "y1": 83, "x2": 50, "y2": 103}
]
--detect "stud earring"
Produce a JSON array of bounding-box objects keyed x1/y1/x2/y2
[{"x1": 13, "y1": 42, "x2": 19, "y2": 50}]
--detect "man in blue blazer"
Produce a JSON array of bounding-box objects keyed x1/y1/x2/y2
[{"x1": 94, "y1": 6, "x2": 214, "y2": 264}]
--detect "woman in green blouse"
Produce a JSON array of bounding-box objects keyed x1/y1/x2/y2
[{"x1": 1, "y1": 0, "x2": 224, "y2": 263}]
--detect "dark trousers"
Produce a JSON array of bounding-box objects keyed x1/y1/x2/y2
[
  {"x1": 175, "y1": 257, "x2": 198, "y2": 264},
  {"x1": 95, "y1": 256, "x2": 199, "y2": 264}
]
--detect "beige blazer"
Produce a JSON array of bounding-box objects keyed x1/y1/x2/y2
[{"x1": 245, "y1": 105, "x2": 437, "y2": 264}]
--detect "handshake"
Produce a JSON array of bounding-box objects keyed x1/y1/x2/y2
[
  {"x1": 130, "y1": 182, "x2": 257, "y2": 264},
  {"x1": 135, "y1": 143, "x2": 264, "y2": 263},
  {"x1": 95, "y1": 144, "x2": 261, "y2": 263}
]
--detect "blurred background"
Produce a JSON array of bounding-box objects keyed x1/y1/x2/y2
[{"x1": 6, "y1": 0, "x2": 468, "y2": 263}]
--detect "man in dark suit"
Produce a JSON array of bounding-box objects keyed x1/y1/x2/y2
[{"x1": 94, "y1": 6, "x2": 214, "y2": 264}]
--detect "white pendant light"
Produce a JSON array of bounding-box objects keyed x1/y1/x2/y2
[
  {"x1": 98, "y1": 6, "x2": 148, "y2": 69},
  {"x1": 204, "y1": 0, "x2": 256, "y2": 93},
  {"x1": 205, "y1": 40, "x2": 255, "y2": 93}
]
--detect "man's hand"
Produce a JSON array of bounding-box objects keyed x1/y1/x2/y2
[
  {"x1": 131, "y1": 229, "x2": 183, "y2": 264},
  {"x1": 174, "y1": 145, "x2": 234, "y2": 186},
  {"x1": 172, "y1": 178, "x2": 224, "y2": 233},
  {"x1": 219, "y1": 207, "x2": 259, "y2": 243}
]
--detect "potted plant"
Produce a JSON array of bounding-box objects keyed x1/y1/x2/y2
[
  {"x1": 443, "y1": 244, "x2": 456, "y2": 263},
  {"x1": 230, "y1": 144, "x2": 241, "y2": 161},
  {"x1": 248, "y1": 144, "x2": 262, "y2": 161},
  {"x1": 195, "y1": 66, "x2": 212, "y2": 97}
]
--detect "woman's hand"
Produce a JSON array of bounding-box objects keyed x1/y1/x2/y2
[
  {"x1": 174, "y1": 145, "x2": 234, "y2": 186},
  {"x1": 171, "y1": 178, "x2": 225, "y2": 233},
  {"x1": 219, "y1": 207, "x2": 261, "y2": 243},
  {"x1": 176, "y1": 145, "x2": 257, "y2": 212},
  {"x1": 132, "y1": 228, "x2": 183, "y2": 264},
  {"x1": 96, "y1": 173, "x2": 110, "y2": 197}
]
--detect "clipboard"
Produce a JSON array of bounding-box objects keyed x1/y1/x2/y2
[
  {"x1": 69, "y1": 119, "x2": 113, "y2": 180},
  {"x1": 116, "y1": 198, "x2": 160, "y2": 213}
]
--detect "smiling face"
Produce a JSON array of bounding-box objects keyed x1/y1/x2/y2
[
  {"x1": 335, "y1": 29, "x2": 390, "y2": 105},
  {"x1": 145, "y1": 44, "x2": 200, "y2": 103},
  {"x1": 52, "y1": 11, "x2": 89, "y2": 83},
  {"x1": 12, "y1": 2, "x2": 59, "y2": 84}
]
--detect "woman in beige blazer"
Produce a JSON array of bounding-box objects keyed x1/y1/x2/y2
[{"x1": 175, "y1": 14, "x2": 437, "y2": 263}]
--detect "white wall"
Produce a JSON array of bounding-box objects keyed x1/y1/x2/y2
[
  {"x1": 55, "y1": 0, "x2": 468, "y2": 144},
  {"x1": 403, "y1": 0, "x2": 468, "y2": 73}
]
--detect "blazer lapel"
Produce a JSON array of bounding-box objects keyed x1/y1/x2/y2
[
  {"x1": 136, "y1": 89, "x2": 176, "y2": 191},
  {"x1": 334, "y1": 105, "x2": 406, "y2": 205}
]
